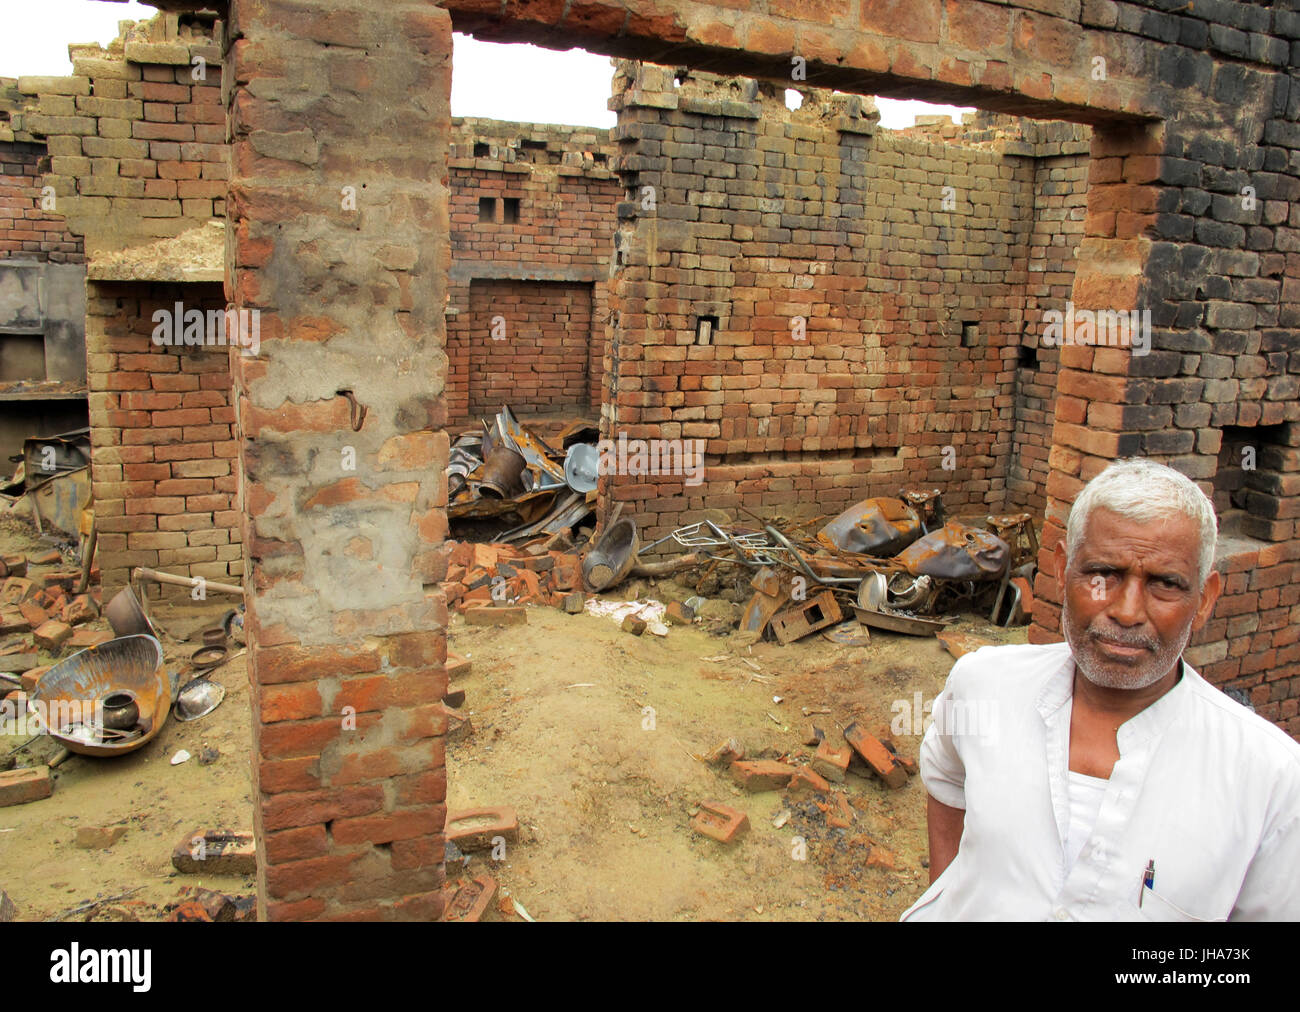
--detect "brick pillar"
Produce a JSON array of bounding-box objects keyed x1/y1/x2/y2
[
  {"x1": 1029, "y1": 121, "x2": 1160, "y2": 644},
  {"x1": 225, "y1": 0, "x2": 453, "y2": 921}
]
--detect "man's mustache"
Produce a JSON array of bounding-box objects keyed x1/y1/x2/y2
[{"x1": 1086, "y1": 622, "x2": 1158, "y2": 652}]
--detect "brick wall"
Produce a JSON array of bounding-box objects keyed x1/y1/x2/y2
[
  {"x1": 0, "y1": 139, "x2": 85, "y2": 263},
  {"x1": 463, "y1": 278, "x2": 595, "y2": 417},
  {"x1": 603, "y1": 64, "x2": 1090, "y2": 548},
  {"x1": 85, "y1": 281, "x2": 241, "y2": 597},
  {"x1": 19, "y1": 15, "x2": 225, "y2": 255},
  {"x1": 446, "y1": 118, "x2": 619, "y2": 426},
  {"x1": 1009, "y1": 144, "x2": 1091, "y2": 513}
]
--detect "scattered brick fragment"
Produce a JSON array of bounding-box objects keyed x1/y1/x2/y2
[
  {"x1": 445, "y1": 806, "x2": 519, "y2": 852},
  {"x1": 811, "y1": 739, "x2": 851, "y2": 783},
  {"x1": 692, "y1": 801, "x2": 749, "y2": 843},
  {"x1": 443, "y1": 874, "x2": 497, "y2": 922},
  {"x1": 171, "y1": 829, "x2": 256, "y2": 875},
  {"x1": 664, "y1": 600, "x2": 695, "y2": 625},
  {"x1": 730, "y1": 759, "x2": 799, "y2": 792},
  {"x1": 787, "y1": 767, "x2": 831, "y2": 797},
  {"x1": 0, "y1": 765, "x2": 52, "y2": 807},
  {"x1": 464, "y1": 606, "x2": 526, "y2": 626},
  {"x1": 76, "y1": 825, "x2": 128, "y2": 849},
  {"x1": 32, "y1": 620, "x2": 73, "y2": 652},
  {"x1": 844, "y1": 723, "x2": 909, "y2": 789}
]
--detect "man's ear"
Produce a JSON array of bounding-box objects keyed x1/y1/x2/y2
[
  {"x1": 1192, "y1": 568, "x2": 1223, "y2": 632},
  {"x1": 1054, "y1": 537, "x2": 1068, "y2": 591}
]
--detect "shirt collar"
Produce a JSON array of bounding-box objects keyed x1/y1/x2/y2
[{"x1": 1038, "y1": 645, "x2": 1193, "y2": 749}]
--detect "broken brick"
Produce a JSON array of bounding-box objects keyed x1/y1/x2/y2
[
  {"x1": 0, "y1": 577, "x2": 37, "y2": 606},
  {"x1": 811, "y1": 739, "x2": 852, "y2": 783},
  {"x1": 32, "y1": 620, "x2": 73, "y2": 652},
  {"x1": 61, "y1": 594, "x2": 99, "y2": 626},
  {"x1": 730, "y1": 759, "x2": 799, "y2": 792},
  {"x1": 41, "y1": 571, "x2": 79, "y2": 593},
  {"x1": 171, "y1": 829, "x2": 257, "y2": 875},
  {"x1": 622, "y1": 614, "x2": 647, "y2": 635},
  {"x1": 18, "y1": 602, "x2": 48, "y2": 628},
  {"x1": 464, "y1": 606, "x2": 526, "y2": 626},
  {"x1": 664, "y1": 600, "x2": 695, "y2": 625},
  {"x1": 445, "y1": 806, "x2": 519, "y2": 852},
  {"x1": 68, "y1": 628, "x2": 113, "y2": 649},
  {"x1": 446, "y1": 651, "x2": 471, "y2": 679},
  {"x1": 692, "y1": 801, "x2": 749, "y2": 843},
  {"x1": 844, "y1": 723, "x2": 909, "y2": 789},
  {"x1": 0, "y1": 765, "x2": 53, "y2": 807},
  {"x1": 443, "y1": 874, "x2": 497, "y2": 922},
  {"x1": 703, "y1": 738, "x2": 745, "y2": 766},
  {"x1": 786, "y1": 766, "x2": 831, "y2": 797},
  {"x1": 76, "y1": 825, "x2": 128, "y2": 849}
]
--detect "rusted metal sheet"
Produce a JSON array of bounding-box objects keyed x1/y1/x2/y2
[
  {"x1": 770, "y1": 589, "x2": 843, "y2": 645},
  {"x1": 29, "y1": 466, "x2": 91, "y2": 541},
  {"x1": 895, "y1": 521, "x2": 1009, "y2": 581},
  {"x1": 817, "y1": 497, "x2": 922, "y2": 557}
]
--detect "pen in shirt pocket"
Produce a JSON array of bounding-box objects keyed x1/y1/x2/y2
[{"x1": 1138, "y1": 859, "x2": 1155, "y2": 907}]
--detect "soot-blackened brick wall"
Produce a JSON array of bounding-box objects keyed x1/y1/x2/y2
[
  {"x1": 604, "y1": 64, "x2": 1091, "y2": 547},
  {"x1": 446, "y1": 118, "x2": 620, "y2": 426}
]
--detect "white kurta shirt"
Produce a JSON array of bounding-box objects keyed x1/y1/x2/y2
[{"x1": 901, "y1": 641, "x2": 1300, "y2": 921}]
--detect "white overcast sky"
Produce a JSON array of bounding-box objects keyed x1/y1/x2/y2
[{"x1": 2, "y1": 0, "x2": 973, "y2": 130}]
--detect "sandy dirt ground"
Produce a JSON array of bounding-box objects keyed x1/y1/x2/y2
[
  {"x1": 1, "y1": 507, "x2": 1030, "y2": 921},
  {"x1": 0, "y1": 510, "x2": 255, "y2": 922},
  {"x1": 446, "y1": 574, "x2": 1028, "y2": 922}
]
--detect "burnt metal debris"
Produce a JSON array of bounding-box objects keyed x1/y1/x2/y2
[
  {"x1": 642, "y1": 489, "x2": 1036, "y2": 640},
  {"x1": 447, "y1": 405, "x2": 600, "y2": 543}
]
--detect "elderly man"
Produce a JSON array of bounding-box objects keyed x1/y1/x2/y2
[{"x1": 901, "y1": 458, "x2": 1300, "y2": 921}]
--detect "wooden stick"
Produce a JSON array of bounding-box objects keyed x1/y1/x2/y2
[{"x1": 132, "y1": 567, "x2": 243, "y2": 597}]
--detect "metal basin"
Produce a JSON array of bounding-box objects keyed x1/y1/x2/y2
[{"x1": 27, "y1": 635, "x2": 175, "y2": 757}]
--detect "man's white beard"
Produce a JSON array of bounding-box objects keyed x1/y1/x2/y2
[{"x1": 1062, "y1": 595, "x2": 1193, "y2": 691}]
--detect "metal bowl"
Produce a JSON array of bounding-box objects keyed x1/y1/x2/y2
[
  {"x1": 103, "y1": 587, "x2": 156, "y2": 638},
  {"x1": 28, "y1": 634, "x2": 174, "y2": 757},
  {"x1": 174, "y1": 677, "x2": 225, "y2": 722}
]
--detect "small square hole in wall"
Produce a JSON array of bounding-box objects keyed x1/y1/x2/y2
[
  {"x1": 1017, "y1": 345, "x2": 1038, "y2": 369},
  {"x1": 478, "y1": 197, "x2": 495, "y2": 223},
  {"x1": 474, "y1": 142, "x2": 490, "y2": 157},
  {"x1": 695, "y1": 315, "x2": 719, "y2": 345},
  {"x1": 961, "y1": 322, "x2": 980, "y2": 347},
  {"x1": 502, "y1": 197, "x2": 520, "y2": 224}
]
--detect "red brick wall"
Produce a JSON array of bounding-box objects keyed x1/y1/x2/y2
[
  {"x1": 463, "y1": 279, "x2": 595, "y2": 417},
  {"x1": 0, "y1": 140, "x2": 84, "y2": 262},
  {"x1": 86, "y1": 281, "x2": 240, "y2": 596},
  {"x1": 445, "y1": 118, "x2": 619, "y2": 426}
]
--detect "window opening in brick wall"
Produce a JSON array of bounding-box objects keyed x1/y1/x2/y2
[
  {"x1": 1215, "y1": 424, "x2": 1290, "y2": 540},
  {"x1": 961, "y1": 322, "x2": 980, "y2": 347},
  {"x1": 1017, "y1": 345, "x2": 1038, "y2": 369},
  {"x1": 695, "y1": 315, "x2": 718, "y2": 345},
  {"x1": 478, "y1": 196, "x2": 496, "y2": 222},
  {"x1": 474, "y1": 142, "x2": 490, "y2": 157},
  {"x1": 502, "y1": 197, "x2": 521, "y2": 223}
]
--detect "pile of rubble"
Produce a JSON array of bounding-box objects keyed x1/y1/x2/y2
[
  {"x1": 0, "y1": 555, "x2": 108, "y2": 693},
  {"x1": 689, "y1": 722, "x2": 915, "y2": 865}
]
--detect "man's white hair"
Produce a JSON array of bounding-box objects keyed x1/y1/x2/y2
[{"x1": 1066, "y1": 458, "x2": 1218, "y2": 586}]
